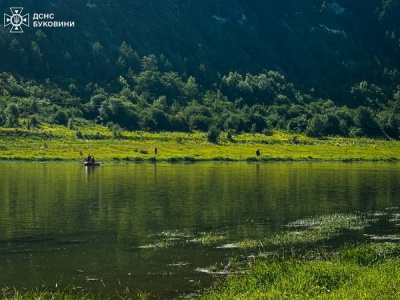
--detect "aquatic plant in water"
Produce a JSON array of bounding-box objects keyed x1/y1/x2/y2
[{"x1": 223, "y1": 213, "x2": 368, "y2": 249}]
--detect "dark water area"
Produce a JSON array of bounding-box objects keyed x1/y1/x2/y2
[{"x1": 0, "y1": 162, "x2": 399, "y2": 298}]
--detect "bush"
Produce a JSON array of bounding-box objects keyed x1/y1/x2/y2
[
  {"x1": 262, "y1": 128, "x2": 274, "y2": 136},
  {"x1": 111, "y1": 124, "x2": 122, "y2": 138},
  {"x1": 54, "y1": 110, "x2": 69, "y2": 125},
  {"x1": 29, "y1": 115, "x2": 40, "y2": 128},
  {"x1": 67, "y1": 118, "x2": 75, "y2": 130},
  {"x1": 207, "y1": 125, "x2": 220, "y2": 143},
  {"x1": 5, "y1": 103, "x2": 20, "y2": 128},
  {"x1": 227, "y1": 130, "x2": 233, "y2": 140},
  {"x1": 306, "y1": 114, "x2": 327, "y2": 138},
  {"x1": 75, "y1": 130, "x2": 84, "y2": 139}
]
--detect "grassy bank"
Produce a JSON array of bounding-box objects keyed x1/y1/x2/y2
[
  {"x1": 192, "y1": 211, "x2": 400, "y2": 300},
  {"x1": 0, "y1": 287, "x2": 149, "y2": 300},
  {"x1": 195, "y1": 243, "x2": 400, "y2": 300},
  {"x1": 1, "y1": 124, "x2": 400, "y2": 162}
]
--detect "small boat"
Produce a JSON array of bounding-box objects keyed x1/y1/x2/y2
[{"x1": 83, "y1": 162, "x2": 101, "y2": 167}]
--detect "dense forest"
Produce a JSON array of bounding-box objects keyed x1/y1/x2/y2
[{"x1": 0, "y1": 0, "x2": 399, "y2": 139}]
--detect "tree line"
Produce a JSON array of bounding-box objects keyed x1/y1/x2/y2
[{"x1": 0, "y1": 49, "x2": 399, "y2": 140}]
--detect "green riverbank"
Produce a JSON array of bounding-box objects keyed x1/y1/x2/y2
[
  {"x1": 195, "y1": 243, "x2": 400, "y2": 300},
  {"x1": 1, "y1": 124, "x2": 400, "y2": 162}
]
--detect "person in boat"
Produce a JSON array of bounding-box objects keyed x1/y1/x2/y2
[
  {"x1": 91, "y1": 156, "x2": 96, "y2": 164},
  {"x1": 86, "y1": 154, "x2": 92, "y2": 162}
]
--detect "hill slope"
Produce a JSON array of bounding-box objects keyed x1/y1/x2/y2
[{"x1": 0, "y1": 0, "x2": 399, "y2": 138}]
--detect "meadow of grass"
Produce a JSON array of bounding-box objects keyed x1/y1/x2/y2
[{"x1": 1, "y1": 124, "x2": 400, "y2": 162}]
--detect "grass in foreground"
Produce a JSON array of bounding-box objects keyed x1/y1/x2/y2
[
  {"x1": 1, "y1": 124, "x2": 400, "y2": 161},
  {"x1": 0, "y1": 286, "x2": 150, "y2": 300},
  {"x1": 193, "y1": 243, "x2": 400, "y2": 300}
]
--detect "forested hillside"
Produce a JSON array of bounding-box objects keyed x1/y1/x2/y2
[{"x1": 0, "y1": 0, "x2": 399, "y2": 138}]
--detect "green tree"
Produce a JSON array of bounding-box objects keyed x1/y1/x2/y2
[
  {"x1": 353, "y1": 107, "x2": 383, "y2": 137},
  {"x1": 5, "y1": 103, "x2": 20, "y2": 127},
  {"x1": 207, "y1": 124, "x2": 220, "y2": 144},
  {"x1": 306, "y1": 114, "x2": 327, "y2": 138}
]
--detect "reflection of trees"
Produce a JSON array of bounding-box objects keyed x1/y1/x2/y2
[{"x1": 0, "y1": 163, "x2": 399, "y2": 245}]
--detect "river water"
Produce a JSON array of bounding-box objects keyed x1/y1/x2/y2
[{"x1": 0, "y1": 162, "x2": 399, "y2": 298}]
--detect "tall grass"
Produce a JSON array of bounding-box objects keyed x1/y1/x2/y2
[
  {"x1": 195, "y1": 243, "x2": 400, "y2": 300},
  {"x1": 0, "y1": 286, "x2": 151, "y2": 300}
]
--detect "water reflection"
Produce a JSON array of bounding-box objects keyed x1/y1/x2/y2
[{"x1": 0, "y1": 162, "x2": 399, "y2": 297}]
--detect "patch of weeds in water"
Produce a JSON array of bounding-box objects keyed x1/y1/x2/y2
[
  {"x1": 190, "y1": 232, "x2": 226, "y2": 246},
  {"x1": 167, "y1": 261, "x2": 191, "y2": 268},
  {"x1": 196, "y1": 258, "x2": 244, "y2": 276},
  {"x1": 232, "y1": 213, "x2": 368, "y2": 249},
  {"x1": 389, "y1": 213, "x2": 400, "y2": 225},
  {"x1": 157, "y1": 230, "x2": 193, "y2": 239},
  {"x1": 364, "y1": 234, "x2": 400, "y2": 241},
  {"x1": 139, "y1": 230, "x2": 193, "y2": 250},
  {"x1": 138, "y1": 239, "x2": 177, "y2": 250},
  {"x1": 268, "y1": 230, "x2": 327, "y2": 246},
  {"x1": 141, "y1": 230, "x2": 228, "y2": 250},
  {"x1": 286, "y1": 213, "x2": 367, "y2": 231},
  {"x1": 220, "y1": 239, "x2": 264, "y2": 249}
]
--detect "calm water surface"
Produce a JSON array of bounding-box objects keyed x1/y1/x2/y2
[{"x1": 0, "y1": 162, "x2": 399, "y2": 298}]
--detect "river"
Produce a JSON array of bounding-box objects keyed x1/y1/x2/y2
[{"x1": 0, "y1": 162, "x2": 399, "y2": 298}]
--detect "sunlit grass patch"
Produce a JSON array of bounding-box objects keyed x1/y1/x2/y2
[
  {"x1": 222, "y1": 240, "x2": 264, "y2": 249},
  {"x1": 365, "y1": 234, "x2": 400, "y2": 241},
  {"x1": 157, "y1": 230, "x2": 193, "y2": 239},
  {"x1": 190, "y1": 232, "x2": 226, "y2": 246},
  {"x1": 338, "y1": 243, "x2": 400, "y2": 266},
  {"x1": 194, "y1": 243, "x2": 400, "y2": 300},
  {"x1": 230, "y1": 213, "x2": 367, "y2": 249},
  {"x1": 138, "y1": 239, "x2": 177, "y2": 250},
  {"x1": 0, "y1": 285, "x2": 152, "y2": 300},
  {"x1": 286, "y1": 213, "x2": 366, "y2": 230},
  {"x1": 140, "y1": 230, "x2": 226, "y2": 249},
  {"x1": 0, "y1": 286, "x2": 108, "y2": 300}
]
